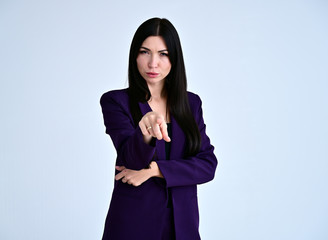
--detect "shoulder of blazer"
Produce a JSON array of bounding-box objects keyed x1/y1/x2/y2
[
  {"x1": 100, "y1": 88, "x2": 129, "y2": 108},
  {"x1": 187, "y1": 91, "x2": 201, "y2": 105},
  {"x1": 187, "y1": 91, "x2": 202, "y2": 118}
]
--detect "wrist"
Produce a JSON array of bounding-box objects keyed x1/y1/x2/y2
[{"x1": 149, "y1": 161, "x2": 163, "y2": 178}]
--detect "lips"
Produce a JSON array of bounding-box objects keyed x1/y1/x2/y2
[{"x1": 146, "y1": 72, "x2": 159, "y2": 78}]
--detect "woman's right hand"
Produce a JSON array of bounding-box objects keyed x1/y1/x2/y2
[{"x1": 139, "y1": 111, "x2": 171, "y2": 144}]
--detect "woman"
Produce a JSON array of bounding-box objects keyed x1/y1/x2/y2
[{"x1": 100, "y1": 17, "x2": 217, "y2": 240}]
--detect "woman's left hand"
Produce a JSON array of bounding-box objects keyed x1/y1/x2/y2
[{"x1": 115, "y1": 162, "x2": 163, "y2": 187}]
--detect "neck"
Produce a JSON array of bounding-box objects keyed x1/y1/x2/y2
[{"x1": 147, "y1": 82, "x2": 166, "y2": 100}]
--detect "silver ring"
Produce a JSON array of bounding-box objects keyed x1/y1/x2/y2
[{"x1": 146, "y1": 126, "x2": 152, "y2": 130}]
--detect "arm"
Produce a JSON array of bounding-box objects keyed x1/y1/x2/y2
[
  {"x1": 156, "y1": 95, "x2": 218, "y2": 187},
  {"x1": 114, "y1": 161, "x2": 163, "y2": 187},
  {"x1": 100, "y1": 92, "x2": 156, "y2": 170}
]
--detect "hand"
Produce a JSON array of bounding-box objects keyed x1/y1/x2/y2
[
  {"x1": 115, "y1": 166, "x2": 151, "y2": 187},
  {"x1": 115, "y1": 162, "x2": 163, "y2": 187},
  {"x1": 139, "y1": 111, "x2": 171, "y2": 143}
]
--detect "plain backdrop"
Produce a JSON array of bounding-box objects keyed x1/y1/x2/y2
[{"x1": 1, "y1": 0, "x2": 327, "y2": 239}]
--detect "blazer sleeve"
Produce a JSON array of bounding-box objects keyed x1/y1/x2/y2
[
  {"x1": 100, "y1": 91, "x2": 156, "y2": 170},
  {"x1": 156, "y1": 95, "x2": 218, "y2": 187}
]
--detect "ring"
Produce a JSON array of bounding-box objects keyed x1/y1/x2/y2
[{"x1": 146, "y1": 126, "x2": 152, "y2": 130}]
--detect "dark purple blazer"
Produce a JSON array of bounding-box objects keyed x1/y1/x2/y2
[{"x1": 100, "y1": 89, "x2": 217, "y2": 240}]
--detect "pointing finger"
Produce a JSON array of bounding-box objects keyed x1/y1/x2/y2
[{"x1": 159, "y1": 121, "x2": 171, "y2": 142}]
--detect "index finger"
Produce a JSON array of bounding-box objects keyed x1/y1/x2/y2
[{"x1": 158, "y1": 121, "x2": 171, "y2": 142}]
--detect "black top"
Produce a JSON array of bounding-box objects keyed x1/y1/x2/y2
[
  {"x1": 165, "y1": 123, "x2": 173, "y2": 208},
  {"x1": 165, "y1": 123, "x2": 172, "y2": 159}
]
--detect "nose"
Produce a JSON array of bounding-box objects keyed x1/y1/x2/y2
[{"x1": 148, "y1": 54, "x2": 159, "y2": 68}]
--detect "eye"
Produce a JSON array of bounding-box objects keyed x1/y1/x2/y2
[
  {"x1": 139, "y1": 50, "x2": 149, "y2": 55},
  {"x1": 160, "y1": 52, "x2": 169, "y2": 57}
]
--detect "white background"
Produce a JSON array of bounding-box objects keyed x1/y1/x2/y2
[{"x1": 1, "y1": 0, "x2": 327, "y2": 239}]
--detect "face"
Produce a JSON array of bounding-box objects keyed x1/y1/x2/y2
[{"x1": 136, "y1": 36, "x2": 171, "y2": 87}]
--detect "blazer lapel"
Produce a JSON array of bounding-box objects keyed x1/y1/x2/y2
[{"x1": 138, "y1": 101, "x2": 152, "y2": 115}]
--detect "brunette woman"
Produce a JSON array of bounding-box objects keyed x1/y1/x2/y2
[{"x1": 100, "y1": 17, "x2": 217, "y2": 240}]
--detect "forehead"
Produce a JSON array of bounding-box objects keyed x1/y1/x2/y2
[{"x1": 141, "y1": 36, "x2": 167, "y2": 50}]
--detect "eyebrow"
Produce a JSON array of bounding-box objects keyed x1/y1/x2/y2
[{"x1": 140, "y1": 46, "x2": 168, "y2": 52}]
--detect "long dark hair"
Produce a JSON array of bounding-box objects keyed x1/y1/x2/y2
[{"x1": 128, "y1": 17, "x2": 201, "y2": 157}]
